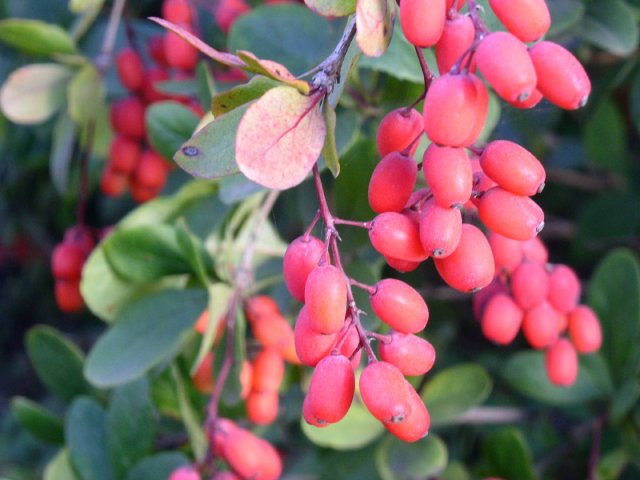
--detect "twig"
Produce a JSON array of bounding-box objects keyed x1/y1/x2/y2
[
  {"x1": 311, "y1": 17, "x2": 357, "y2": 93},
  {"x1": 587, "y1": 415, "x2": 606, "y2": 480},
  {"x1": 96, "y1": 0, "x2": 127, "y2": 75}
]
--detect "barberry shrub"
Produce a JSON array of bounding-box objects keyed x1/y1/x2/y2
[{"x1": 0, "y1": 0, "x2": 639, "y2": 479}]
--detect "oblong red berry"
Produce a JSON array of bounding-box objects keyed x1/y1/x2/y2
[
  {"x1": 303, "y1": 354, "x2": 355, "y2": 425},
  {"x1": 419, "y1": 200, "x2": 462, "y2": 258},
  {"x1": 478, "y1": 187, "x2": 544, "y2": 241},
  {"x1": 423, "y1": 73, "x2": 489, "y2": 147},
  {"x1": 368, "y1": 152, "x2": 418, "y2": 213},
  {"x1": 434, "y1": 224, "x2": 495, "y2": 292},
  {"x1": 481, "y1": 293, "x2": 523, "y2": 345},
  {"x1": 522, "y1": 301, "x2": 560, "y2": 349},
  {"x1": 369, "y1": 212, "x2": 428, "y2": 262},
  {"x1": 545, "y1": 338, "x2": 578, "y2": 387},
  {"x1": 385, "y1": 380, "x2": 430, "y2": 442},
  {"x1": 245, "y1": 295, "x2": 281, "y2": 323},
  {"x1": 283, "y1": 235, "x2": 324, "y2": 302},
  {"x1": 116, "y1": 48, "x2": 145, "y2": 92},
  {"x1": 436, "y1": 13, "x2": 475, "y2": 74},
  {"x1": 423, "y1": 144, "x2": 472, "y2": 208},
  {"x1": 472, "y1": 278, "x2": 508, "y2": 320},
  {"x1": 162, "y1": 0, "x2": 194, "y2": 24},
  {"x1": 133, "y1": 149, "x2": 168, "y2": 191},
  {"x1": 568, "y1": 305, "x2": 602, "y2": 354},
  {"x1": 51, "y1": 243, "x2": 85, "y2": 280},
  {"x1": 370, "y1": 279, "x2": 429, "y2": 333},
  {"x1": 376, "y1": 108, "x2": 423, "y2": 157},
  {"x1": 109, "y1": 135, "x2": 141, "y2": 174},
  {"x1": 252, "y1": 348, "x2": 284, "y2": 393},
  {"x1": 378, "y1": 331, "x2": 436, "y2": 376},
  {"x1": 110, "y1": 97, "x2": 146, "y2": 140},
  {"x1": 338, "y1": 325, "x2": 362, "y2": 369},
  {"x1": 489, "y1": 0, "x2": 550, "y2": 42},
  {"x1": 529, "y1": 41, "x2": 591, "y2": 110},
  {"x1": 164, "y1": 28, "x2": 199, "y2": 70},
  {"x1": 252, "y1": 313, "x2": 297, "y2": 363},
  {"x1": 222, "y1": 428, "x2": 282, "y2": 480},
  {"x1": 522, "y1": 236, "x2": 548, "y2": 264},
  {"x1": 169, "y1": 466, "x2": 200, "y2": 480},
  {"x1": 55, "y1": 280, "x2": 84, "y2": 312},
  {"x1": 400, "y1": 0, "x2": 446, "y2": 48},
  {"x1": 547, "y1": 265, "x2": 581, "y2": 314},
  {"x1": 305, "y1": 264, "x2": 347, "y2": 334},
  {"x1": 359, "y1": 361, "x2": 413, "y2": 424},
  {"x1": 246, "y1": 390, "x2": 279, "y2": 425},
  {"x1": 101, "y1": 167, "x2": 128, "y2": 197},
  {"x1": 294, "y1": 307, "x2": 337, "y2": 367},
  {"x1": 508, "y1": 88, "x2": 543, "y2": 109},
  {"x1": 476, "y1": 32, "x2": 537, "y2": 103},
  {"x1": 480, "y1": 140, "x2": 546, "y2": 196},
  {"x1": 141, "y1": 67, "x2": 171, "y2": 103},
  {"x1": 488, "y1": 231, "x2": 523, "y2": 273},
  {"x1": 384, "y1": 256, "x2": 421, "y2": 273},
  {"x1": 511, "y1": 261, "x2": 549, "y2": 310}
]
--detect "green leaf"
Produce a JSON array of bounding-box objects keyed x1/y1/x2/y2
[
  {"x1": 502, "y1": 351, "x2": 613, "y2": 405},
  {"x1": 69, "y1": 0, "x2": 104, "y2": 13},
  {"x1": 628, "y1": 70, "x2": 640, "y2": 136},
  {"x1": 102, "y1": 224, "x2": 189, "y2": 284},
  {"x1": 175, "y1": 220, "x2": 215, "y2": 286},
  {"x1": 482, "y1": 428, "x2": 535, "y2": 480},
  {"x1": 588, "y1": 248, "x2": 640, "y2": 385},
  {"x1": 0, "y1": 63, "x2": 72, "y2": 124},
  {"x1": 579, "y1": 0, "x2": 639, "y2": 56},
  {"x1": 597, "y1": 449, "x2": 628, "y2": 480},
  {"x1": 360, "y1": 27, "x2": 426, "y2": 82},
  {"x1": 125, "y1": 452, "x2": 190, "y2": 480},
  {"x1": 301, "y1": 402, "x2": 385, "y2": 450},
  {"x1": 85, "y1": 288, "x2": 208, "y2": 388},
  {"x1": 235, "y1": 86, "x2": 326, "y2": 190},
  {"x1": 304, "y1": 0, "x2": 356, "y2": 17},
  {"x1": 50, "y1": 112, "x2": 77, "y2": 195},
  {"x1": 174, "y1": 103, "x2": 249, "y2": 179},
  {"x1": 0, "y1": 19, "x2": 77, "y2": 55},
  {"x1": 375, "y1": 434, "x2": 448, "y2": 480},
  {"x1": 321, "y1": 103, "x2": 340, "y2": 177},
  {"x1": 356, "y1": 0, "x2": 395, "y2": 58},
  {"x1": 212, "y1": 75, "x2": 280, "y2": 117},
  {"x1": 146, "y1": 101, "x2": 199, "y2": 162},
  {"x1": 106, "y1": 379, "x2": 156, "y2": 478},
  {"x1": 577, "y1": 193, "x2": 640, "y2": 245},
  {"x1": 172, "y1": 364, "x2": 207, "y2": 460},
  {"x1": 44, "y1": 449, "x2": 80, "y2": 480},
  {"x1": 11, "y1": 397, "x2": 64, "y2": 445},
  {"x1": 584, "y1": 99, "x2": 628, "y2": 173},
  {"x1": 150, "y1": 368, "x2": 181, "y2": 418},
  {"x1": 26, "y1": 326, "x2": 93, "y2": 402},
  {"x1": 548, "y1": 0, "x2": 586, "y2": 37},
  {"x1": 422, "y1": 364, "x2": 492, "y2": 425},
  {"x1": 66, "y1": 397, "x2": 115, "y2": 480},
  {"x1": 68, "y1": 64, "x2": 104, "y2": 125}
]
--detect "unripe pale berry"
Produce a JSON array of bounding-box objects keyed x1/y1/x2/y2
[
  {"x1": 303, "y1": 354, "x2": 355, "y2": 425},
  {"x1": 305, "y1": 264, "x2": 347, "y2": 334},
  {"x1": 376, "y1": 108, "x2": 423, "y2": 157},
  {"x1": 547, "y1": 265, "x2": 581, "y2": 314},
  {"x1": 359, "y1": 361, "x2": 413, "y2": 424},
  {"x1": 370, "y1": 279, "x2": 429, "y2": 333},
  {"x1": 480, "y1": 140, "x2": 546, "y2": 196},
  {"x1": 522, "y1": 301, "x2": 560, "y2": 349},
  {"x1": 481, "y1": 293, "x2": 523, "y2": 345},
  {"x1": 385, "y1": 380, "x2": 430, "y2": 442},
  {"x1": 116, "y1": 48, "x2": 145, "y2": 92},
  {"x1": 369, "y1": 212, "x2": 428, "y2": 262},
  {"x1": 368, "y1": 152, "x2": 418, "y2": 213},
  {"x1": 529, "y1": 41, "x2": 591, "y2": 110},
  {"x1": 400, "y1": 0, "x2": 446, "y2": 48},
  {"x1": 488, "y1": 0, "x2": 551, "y2": 42},
  {"x1": 436, "y1": 14, "x2": 475, "y2": 74},
  {"x1": 511, "y1": 261, "x2": 549, "y2": 310},
  {"x1": 478, "y1": 187, "x2": 544, "y2": 241},
  {"x1": 568, "y1": 305, "x2": 602, "y2": 354},
  {"x1": 294, "y1": 307, "x2": 337, "y2": 367},
  {"x1": 476, "y1": 32, "x2": 537, "y2": 103},
  {"x1": 423, "y1": 144, "x2": 472, "y2": 208},
  {"x1": 434, "y1": 224, "x2": 495, "y2": 292},
  {"x1": 378, "y1": 331, "x2": 436, "y2": 376},
  {"x1": 419, "y1": 200, "x2": 462, "y2": 258},
  {"x1": 283, "y1": 235, "x2": 324, "y2": 302},
  {"x1": 545, "y1": 338, "x2": 578, "y2": 386},
  {"x1": 488, "y1": 231, "x2": 523, "y2": 273}
]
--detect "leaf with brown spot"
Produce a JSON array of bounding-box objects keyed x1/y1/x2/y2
[
  {"x1": 236, "y1": 51, "x2": 310, "y2": 94},
  {"x1": 355, "y1": 0, "x2": 395, "y2": 57},
  {"x1": 235, "y1": 86, "x2": 326, "y2": 190}
]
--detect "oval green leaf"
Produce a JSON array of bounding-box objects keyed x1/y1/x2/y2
[
  {"x1": 375, "y1": 433, "x2": 448, "y2": 480},
  {"x1": 125, "y1": 452, "x2": 190, "y2": 480},
  {"x1": 0, "y1": 19, "x2": 77, "y2": 55},
  {"x1": 11, "y1": 397, "x2": 64, "y2": 445},
  {"x1": 579, "y1": 0, "x2": 639, "y2": 56},
  {"x1": 482, "y1": 427, "x2": 535, "y2": 480},
  {"x1": 146, "y1": 101, "x2": 199, "y2": 162}
]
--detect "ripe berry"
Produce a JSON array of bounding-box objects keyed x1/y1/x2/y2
[
  {"x1": 133, "y1": 149, "x2": 168, "y2": 191},
  {"x1": 479, "y1": 140, "x2": 546, "y2": 196},
  {"x1": 545, "y1": 338, "x2": 578, "y2": 387},
  {"x1": 169, "y1": 466, "x2": 200, "y2": 480},
  {"x1": 303, "y1": 354, "x2": 355, "y2": 425},
  {"x1": 148, "y1": 36, "x2": 169, "y2": 67},
  {"x1": 165, "y1": 29, "x2": 199, "y2": 70},
  {"x1": 247, "y1": 390, "x2": 279, "y2": 425},
  {"x1": 192, "y1": 352, "x2": 214, "y2": 394},
  {"x1": 478, "y1": 187, "x2": 544, "y2": 241},
  {"x1": 51, "y1": 243, "x2": 85, "y2": 280},
  {"x1": 419, "y1": 200, "x2": 462, "y2": 258},
  {"x1": 55, "y1": 280, "x2": 84, "y2": 312},
  {"x1": 378, "y1": 331, "x2": 436, "y2": 376},
  {"x1": 488, "y1": 0, "x2": 551, "y2": 42},
  {"x1": 568, "y1": 305, "x2": 602, "y2": 354},
  {"x1": 369, "y1": 212, "x2": 428, "y2": 262},
  {"x1": 423, "y1": 73, "x2": 488, "y2": 147},
  {"x1": 521, "y1": 236, "x2": 548, "y2": 264},
  {"x1": 376, "y1": 108, "x2": 423, "y2": 157},
  {"x1": 116, "y1": 48, "x2": 145, "y2": 92},
  {"x1": 529, "y1": 41, "x2": 591, "y2": 110},
  {"x1": 434, "y1": 224, "x2": 495, "y2": 292},
  {"x1": 109, "y1": 135, "x2": 141, "y2": 174},
  {"x1": 488, "y1": 231, "x2": 523, "y2": 273},
  {"x1": 508, "y1": 88, "x2": 543, "y2": 109},
  {"x1": 368, "y1": 152, "x2": 418, "y2": 213},
  {"x1": 294, "y1": 307, "x2": 337, "y2": 366},
  {"x1": 436, "y1": 14, "x2": 475, "y2": 74},
  {"x1": 245, "y1": 295, "x2": 281, "y2": 322},
  {"x1": 522, "y1": 301, "x2": 560, "y2": 349},
  {"x1": 423, "y1": 144, "x2": 472, "y2": 208},
  {"x1": 384, "y1": 256, "x2": 421, "y2": 273},
  {"x1": 222, "y1": 427, "x2": 282, "y2": 480},
  {"x1": 215, "y1": 0, "x2": 251, "y2": 33},
  {"x1": 162, "y1": 0, "x2": 194, "y2": 24},
  {"x1": 141, "y1": 67, "x2": 171, "y2": 103},
  {"x1": 511, "y1": 261, "x2": 549, "y2": 310},
  {"x1": 472, "y1": 278, "x2": 508, "y2": 320},
  {"x1": 400, "y1": 0, "x2": 446, "y2": 48},
  {"x1": 100, "y1": 168, "x2": 128, "y2": 197},
  {"x1": 359, "y1": 361, "x2": 413, "y2": 424},
  {"x1": 547, "y1": 265, "x2": 581, "y2": 314},
  {"x1": 251, "y1": 313, "x2": 298, "y2": 364},
  {"x1": 370, "y1": 279, "x2": 429, "y2": 333},
  {"x1": 481, "y1": 293, "x2": 523, "y2": 345},
  {"x1": 338, "y1": 325, "x2": 362, "y2": 369},
  {"x1": 385, "y1": 380, "x2": 430, "y2": 442},
  {"x1": 251, "y1": 349, "x2": 284, "y2": 392},
  {"x1": 445, "y1": 0, "x2": 466, "y2": 9},
  {"x1": 283, "y1": 235, "x2": 324, "y2": 302},
  {"x1": 305, "y1": 264, "x2": 347, "y2": 334},
  {"x1": 110, "y1": 97, "x2": 146, "y2": 140},
  {"x1": 476, "y1": 32, "x2": 537, "y2": 103}
]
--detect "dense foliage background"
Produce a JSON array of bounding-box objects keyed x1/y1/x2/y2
[{"x1": 1, "y1": 0, "x2": 640, "y2": 478}]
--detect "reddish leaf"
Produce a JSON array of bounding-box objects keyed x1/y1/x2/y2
[
  {"x1": 355, "y1": 0, "x2": 395, "y2": 57},
  {"x1": 236, "y1": 86, "x2": 326, "y2": 190}
]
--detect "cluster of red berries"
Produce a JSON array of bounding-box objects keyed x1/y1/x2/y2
[
  {"x1": 169, "y1": 418, "x2": 281, "y2": 480},
  {"x1": 50, "y1": 226, "x2": 95, "y2": 312},
  {"x1": 213, "y1": 0, "x2": 294, "y2": 34},
  {"x1": 102, "y1": 0, "x2": 204, "y2": 202},
  {"x1": 473, "y1": 233, "x2": 602, "y2": 386}
]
